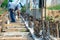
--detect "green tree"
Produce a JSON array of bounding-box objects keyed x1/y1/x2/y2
[{"x1": 1, "y1": 0, "x2": 8, "y2": 8}]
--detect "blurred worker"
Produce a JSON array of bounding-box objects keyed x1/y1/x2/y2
[
  {"x1": 15, "y1": 2, "x2": 23, "y2": 20},
  {"x1": 8, "y1": 0, "x2": 21, "y2": 22}
]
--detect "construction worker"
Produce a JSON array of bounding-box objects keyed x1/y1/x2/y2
[
  {"x1": 15, "y1": 2, "x2": 22, "y2": 20},
  {"x1": 8, "y1": 0, "x2": 21, "y2": 22}
]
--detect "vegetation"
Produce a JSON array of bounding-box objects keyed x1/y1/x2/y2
[
  {"x1": 1, "y1": 0, "x2": 8, "y2": 8},
  {"x1": 0, "y1": 8, "x2": 6, "y2": 15},
  {"x1": 0, "y1": 10, "x2": 4, "y2": 15},
  {"x1": 21, "y1": 5, "x2": 26, "y2": 13},
  {"x1": 46, "y1": 16, "x2": 51, "y2": 21},
  {"x1": 0, "y1": 0, "x2": 8, "y2": 15},
  {"x1": 46, "y1": 16, "x2": 55, "y2": 22},
  {"x1": 48, "y1": 4, "x2": 60, "y2": 10}
]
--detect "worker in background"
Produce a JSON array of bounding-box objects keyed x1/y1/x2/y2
[{"x1": 15, "y1": 2, "x2": 23, "y2": 20}]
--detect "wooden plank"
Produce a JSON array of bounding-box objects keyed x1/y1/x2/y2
[
  {"x1": 0, "y1": 37, "x2": 27, "y2": 40},
  {"x1": 4, "y1": 23, "x2": 25, "y2": 27},
  {"x1": 4, "y1": 28, "x2": 27, "y2": 32},
  {"x1": 11, "y1": 22, "x2": 24, "y2": 24},
  {"x1": 4, "y1": 25, "x2": 25, "y2": 28}
]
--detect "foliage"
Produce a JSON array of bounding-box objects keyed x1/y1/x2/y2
[
  {"x1": 46, "y1": 16, "x2": 55, "y2": 22},
  {"x1": 0, "y1": 6, "x2": 7, "y2": 15},
  {"x1": 1, "y1": 0, "x2": 8, "y2": 8},
  {"x1": 21, "y1": 5, "x2": 26, "y2": 13},
  {"x1": 48, "y1": 4, "x2": 60, "y2": 10},
  {"x1": 0, "y1": 8, "x2": 6, "y2": 15},
  {"x1": 46, "y1": 16, "x2": 50, "y2": 21},
  {"x1": 0, "y1": 10, "x2": 3, "y2": 15}
]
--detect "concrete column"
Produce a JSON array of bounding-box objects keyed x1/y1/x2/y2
[{"x1": 30, "y1": 0, "x2": 33, "y2": 10}]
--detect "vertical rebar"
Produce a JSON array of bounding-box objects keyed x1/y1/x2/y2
[{"x1": 56, "y1": 23, "x2": 59, "y2": 38}]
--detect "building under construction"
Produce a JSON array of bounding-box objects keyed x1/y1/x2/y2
[{"x1": 0, "y1": 0, "x2": 60, "y2": 40}]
